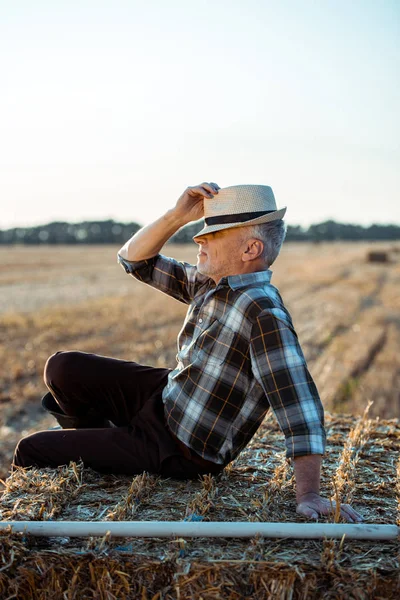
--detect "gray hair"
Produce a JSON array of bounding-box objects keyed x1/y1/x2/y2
[{"x1": 242, "y1": 219, "x2": 287, "y2": 267}]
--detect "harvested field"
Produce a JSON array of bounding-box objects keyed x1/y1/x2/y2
[
  {"x1": 0, "y1": 241, "x2": 399, "y2": 598},
  {"x1": 0, "y1": 242, "x2": 399, "y2": 480},
  {"x1": 0, "y1": 408, "x2": 399, "y2": 599}
]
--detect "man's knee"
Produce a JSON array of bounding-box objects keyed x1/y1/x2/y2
[
  {"x1": 13, "y1": 432, "x2": 43, "y2": 469},
  {"x1": 44, "y1": 351, "x2": 80, "y2": 388}
]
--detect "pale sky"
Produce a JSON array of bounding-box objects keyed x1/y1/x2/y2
[{"x1": 1, "y1": 0, "x2": 399, "y2": 230}]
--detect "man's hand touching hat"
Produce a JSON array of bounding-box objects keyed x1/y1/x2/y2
[{"x1": 175, "y1": 182, "x2": 220, "y2": 226}]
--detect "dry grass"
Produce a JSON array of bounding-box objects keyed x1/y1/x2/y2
[
  {"x1": 0, "y1": 242, "x2": 399, "y2": 597},
  {"x1": 0, "y1": 242, "x2": 399, "y2": 480},
  {"x1": 0, "y1": 412, "x2": 399, "y2": 599}
]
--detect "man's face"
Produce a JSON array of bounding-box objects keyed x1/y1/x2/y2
[{"x1": 193, "y1": 227, "x2": 246, "y2": 283}]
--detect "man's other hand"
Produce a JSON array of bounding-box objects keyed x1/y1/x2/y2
[
  {"x1": 174, "y1": 182, "x2": 220, "y2": 225},
  {"x1": 296, "y1": 492, "x2": 363, "y2": 523}
]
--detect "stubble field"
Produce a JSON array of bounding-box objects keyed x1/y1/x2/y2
[
  {"x1": 0, "y1": 242, "x2": 400, "y2": 598},
  {"x1": 0, "y1": 241, "x2": 399, "y2": 480}
]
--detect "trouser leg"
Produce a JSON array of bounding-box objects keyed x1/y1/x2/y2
[
  {"x1": 12, "y1": 425, "x2": 224, "y2": 478},
  {"x1": 43, "y1": 351, "x2": 170, "y2": 425},
  {"x1": 13, "y1": 426, "x2": 161, "y2": 474},
  {"x1": 12, "y1": 350, "x2": 224, "y2": 478},
  {"x1": 12, "y1": 351, "x2": 171, "y2": 473}
]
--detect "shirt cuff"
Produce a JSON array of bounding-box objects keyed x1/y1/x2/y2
[
  {"x1": 117, "y1": 253, "x2": 158, "y2": 275},
  {"x1": 284, "y1": 432, "x2": 326, "y2": 459}
]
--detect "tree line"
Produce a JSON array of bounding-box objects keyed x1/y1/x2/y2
[{"x1": 0, "y1": 219, "x2": 399, "y2": 245}]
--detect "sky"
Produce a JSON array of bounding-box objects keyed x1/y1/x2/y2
[{"x1": 1, "y1": 0, "x2": 399, "y2": 230}]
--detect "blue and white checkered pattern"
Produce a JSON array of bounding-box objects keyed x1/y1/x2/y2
[{"x1": 118, "y1": 253, "x2": 326, "y2": 465}]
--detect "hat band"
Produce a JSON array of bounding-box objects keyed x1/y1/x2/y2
[{"x1": 205, "y1": 210, "x2": 275, "y2": 226}]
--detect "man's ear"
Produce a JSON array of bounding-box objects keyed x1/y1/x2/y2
[{"x1": 242, "y1": 239, "x2": 264, "y2": 262}]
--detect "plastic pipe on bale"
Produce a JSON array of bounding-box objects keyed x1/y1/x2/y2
[{"x1": 0, "y1": 521, "x2": 399, "y2": 540}]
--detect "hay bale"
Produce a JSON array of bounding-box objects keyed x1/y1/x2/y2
[
  {"x1": 366, "y1": 251, "x2": 389, "y2": 263},
  {"x1": 0, "y1": 410, "x2": 399, "y2": 599}
]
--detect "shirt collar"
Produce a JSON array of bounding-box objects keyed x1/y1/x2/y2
[{"x1": 219, "y1": 270, "x2": 272, "y2": 290}]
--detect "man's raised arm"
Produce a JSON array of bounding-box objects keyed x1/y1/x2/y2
[{"x1": 118, "y1": 182, "x2": 220, "y2": 261}]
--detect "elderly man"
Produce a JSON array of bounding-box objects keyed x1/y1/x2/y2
[{"x1": 13, "y1": 182, "x2": 362, "y2": 523}]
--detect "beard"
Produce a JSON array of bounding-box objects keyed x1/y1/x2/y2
[
  {"x1": 196, "y1": 256, "x2": 226, "y2": 281},
  {"x1": 196, "y1": 260, "x2": 213, "y2": 276}
]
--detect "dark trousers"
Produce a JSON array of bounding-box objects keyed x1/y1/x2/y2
[{"x1": 12, "y1": 351, "x2": 224, "y2": 479}]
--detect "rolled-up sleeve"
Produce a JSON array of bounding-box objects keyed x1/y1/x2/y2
[
  {"x1": 117, "y1": 253, "x2": 206, "y2": 304},
  {"x1": 250, "y1": 310, "x2": 326, "y2": 459}
]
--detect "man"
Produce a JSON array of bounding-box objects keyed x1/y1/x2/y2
[{"x1": 13, "y1": 182, "x2": 362, "y2": 523}]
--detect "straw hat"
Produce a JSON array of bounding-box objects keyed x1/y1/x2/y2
[{"x1": 194, "y1": 184, "x2": 286, "y2": 238}]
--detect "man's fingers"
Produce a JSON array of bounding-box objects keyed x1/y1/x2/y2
[
  {"x1": 327, "y1": 500, "x2": 363, "y2": 523},
  {"x1": 187, "y1": 187, "x2": 212, "y2": 198},
  {"x1": 297, "y1": 498, "x2": 364, "y2": 523},
  {"x1": 324, "y1": 503, "x2": 359, "y2": 523},
  {"x1": 339, "y1": 503, "x2": 363, "y2": 523},
  {"x1": 296, "y1": 504, "x2": 318, "y2": 520},
  {"x1": 185, "y1": 182, "x2": 220, "y2": 202},
  {"x1": 200, "y1": 182, "x2": 220, "y2": 193},
  {"x1": 187, "y1": 186, "x2": 213, "y2": 199}
]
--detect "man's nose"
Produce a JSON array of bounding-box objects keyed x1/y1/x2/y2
[{"x1": 193, "y1": 234, "x2": 206, "y2": 245}]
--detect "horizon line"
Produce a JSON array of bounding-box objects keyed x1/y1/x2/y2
[{"x1": 1, "y1": 218, "x2": 399, "y2": 232}]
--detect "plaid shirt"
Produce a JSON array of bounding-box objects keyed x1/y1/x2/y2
[{"x1": 118, "y1": 253, "x2": 326, "y2": 464}]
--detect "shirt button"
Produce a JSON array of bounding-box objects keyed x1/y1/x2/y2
[{"x1": 198, "y1": 318, "x2": 203, "y2": 324}]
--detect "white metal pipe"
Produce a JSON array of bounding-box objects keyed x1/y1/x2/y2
[{"x1": 0, "y1": 521, "x2": 398, "y2": 540}]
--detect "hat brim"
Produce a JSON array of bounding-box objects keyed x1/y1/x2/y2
[{"x1": 193, "y1": 207, "x2": 287, "y2": 239}]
